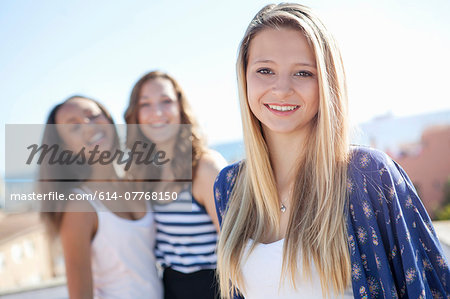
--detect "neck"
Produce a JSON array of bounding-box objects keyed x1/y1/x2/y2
[
  {"x1": 154, "y1": 138, "x2": 177, "y2": 181},
  {"x1": 263, "y1": 127, "x2": 310, "y2": 191},
  {"x1": 156, "y1": 138, "x2": 176, "y2": 160}
]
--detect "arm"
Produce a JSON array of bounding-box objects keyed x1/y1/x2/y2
[
  {"x1": 213, "y1": 162, "x2": 245, "y2": 299},
  {"x1": 59, "y1": 202, "x2": 97, "y2": 299},
  {"x1": 193, "y1": 149, "x2": 228, "y2": 232},
  {"x1": 347, "y1": 148, "x2": 450, "y2": 298}
]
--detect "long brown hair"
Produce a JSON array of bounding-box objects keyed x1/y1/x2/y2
[
  {"x1": 39, "y1": 95, "x2": 119, "y2": 236},
  {"x1": 124, "y1": 71, "x2": 206, "y2": 182},
  {"x1": 217, "y1": 4, "x2": 351, "y2": 298}
]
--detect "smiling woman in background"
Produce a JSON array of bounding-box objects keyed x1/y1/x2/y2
[
  {"x1": 125, "y1": 71, "x2": 226, "y2": 299},
  {"x1": 214, "y1": 3, "x2": 450, "y2": 299},
  {"x1": 40, "y1": 95, "x2": 163, "y2": 299}
]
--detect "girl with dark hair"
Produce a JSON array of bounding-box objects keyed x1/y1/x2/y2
[{"x1": 40, "y1": 95, "x2": 162, "y2": 299}]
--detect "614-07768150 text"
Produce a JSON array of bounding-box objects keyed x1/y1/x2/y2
[{"x1": 9, "y1": 191, "x2": 178, "y2": 201}]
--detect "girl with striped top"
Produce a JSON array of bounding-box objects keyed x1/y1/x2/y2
[{"x1": 125, "y1": 71, "x2": 227, "y2": 299}]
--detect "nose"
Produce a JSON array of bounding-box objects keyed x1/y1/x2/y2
[
  {"x1": 84, "y1": 122, "x2": 97, "y2": 138},
  {"x1": 272, "y1": 74, "x2": 294, "y2": 99},
  {"x1": 82, "y1": 116, "x2": 102, "y2": 139},
  {"x1": 148, "y1": 103, "x2": 164, "y2": 118}
]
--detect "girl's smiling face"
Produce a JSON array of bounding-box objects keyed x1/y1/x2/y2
[
  {"x1": 55, "y1": 98, "x2": 115, "y2": 153},
  {"x1": 246, "y1": 28, "x2": 319, "y2": 138},
  {"x1": 137, "y1": 78, "x2": 181, "y2": 145}
]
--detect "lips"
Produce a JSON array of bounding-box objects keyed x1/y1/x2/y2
[
  {"x1": 87, "y1": 131, "x2": 106, "y2": 145},
  {"x1": 264, "y1": 103, "x2": 300, "y2": 115},
  {"x1": 149, "y1": 123, "x2": 168, "y2": 128}
]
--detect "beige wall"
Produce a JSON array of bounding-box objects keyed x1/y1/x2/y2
[
  {"x1": 0, "y1": 218, "x2": 64, "y2": 292},
  {"x1": 394, "y1": 125, "x2": 450, "y2": 216}
]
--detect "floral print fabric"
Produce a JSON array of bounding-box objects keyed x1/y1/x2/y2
[{"x1": 214, "y1": 147, "x2": 450, "y2": 298}]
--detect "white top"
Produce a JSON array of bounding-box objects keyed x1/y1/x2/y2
[
  {"x1": 74, "y1": 187, "x2": 163, "y2": 299},
  {"x1": 241, "y1": 239, "x2": 353, "y2": 299}
]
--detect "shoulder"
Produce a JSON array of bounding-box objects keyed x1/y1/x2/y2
[
  {"x1": 349, "y1": 145, "x2": 394, "y2": 174},
  {"x1": 192, "y1": 149, "x2": 227, "y2": 204},
  {"x1": 196, "y1": 149, "x2": 228, "y2": 179},
  {"x1": 347, "y1": 145, "x2": 409, "y2": 202},
  {"x1": 61, "y1": 188, "x2": 97, "y2": 236},
  {"x1": 213, "y1": 160, "x2": 243, "y2": 226},
  {"x1": 194, "y1": 149, "x2": 227, "y2": 193},
  {"x1": 347, "y1": 145, "x2": 405, "y2": 191},
  {"x1": 214, "y1": 160, "x2": 243, "y2": 191},
  {"x1": 346, "y1": 146, "x2": 426, "y2": 236},
  {"x1": 60, "y1": 203, "x2": 97, "y2": 241}
]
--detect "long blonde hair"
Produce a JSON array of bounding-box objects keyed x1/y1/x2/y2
[{"x1": 217, "y1": 3, "x2": 351, "y2": 297}]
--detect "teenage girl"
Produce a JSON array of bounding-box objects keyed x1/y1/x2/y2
[
  {"x1": 125, "y1": 71, "x2": 226, "y2": 299},
  {"x1": 40, "y1": 95, "x2": 163, "y2": 299},
  {"x1": 214, "y1": 4, "x2": 450, "y2": 299}
]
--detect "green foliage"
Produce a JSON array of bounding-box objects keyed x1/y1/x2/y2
[
  {"x1": 435, "y1": 203, "x2": 450, "y2": 221},
  {"x1": 435, "y1": 178, "x2": 450, "y2": 221},
  {"x1": 443, "y1": 178, "x2": 450, "y2": 206}
]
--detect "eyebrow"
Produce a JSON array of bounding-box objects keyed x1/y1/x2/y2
[
  {"x1": 64, "y1": 117, "x2": 78, "y2": 123},
  {"x1": 253, "y1": 59, "x2": 316, "y2": 68},
  {"x1": 139, "y1": 94, "x2": 174, "y2": 100}
]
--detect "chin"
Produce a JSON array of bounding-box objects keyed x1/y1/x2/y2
[
  {"x1": 262, "y1": 122, "x2": 301, "y2": 135},
  {"x1": 150, "y1": 129, "x2": 180, "y2": 144}
]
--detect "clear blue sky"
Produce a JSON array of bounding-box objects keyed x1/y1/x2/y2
[{"x1": 1, "y1": 0, "x2": 450, "y2": 174}]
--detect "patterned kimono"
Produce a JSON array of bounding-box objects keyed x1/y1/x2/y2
[{"x1": 214, "y1": 146, "x2": 450, "y2": 298}]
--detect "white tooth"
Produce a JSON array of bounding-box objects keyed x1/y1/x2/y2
[
  {"x1": 90, "y1": 132, "x2": 104, "y2": 143},
  {"x1": 267, "y1": 104, "x2": 298, "y2": 111}
]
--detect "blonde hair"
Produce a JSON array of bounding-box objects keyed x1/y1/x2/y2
[{"x1": 217, "y1": 3, "x2": 351, "y2": 298}]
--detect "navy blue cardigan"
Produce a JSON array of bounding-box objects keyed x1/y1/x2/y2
[{"x1": 214, "y1": 146, "x2": 450, "y2": 298}]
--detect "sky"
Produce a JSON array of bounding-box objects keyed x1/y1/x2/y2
[{"x1": 1, "y1": 0, "x2": 450, "y2": 174}]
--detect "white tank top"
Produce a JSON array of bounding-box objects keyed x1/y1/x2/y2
[
  {"x1": 241, "y1": 239, "x2": 353, "y2": 299},
  {"x1": 74, "y1": 187, "x2": 163, "y2": 299}
]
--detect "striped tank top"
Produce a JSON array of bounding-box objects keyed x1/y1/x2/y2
[{"x1": 153, "y1": 188, "x2": 218, "y2": 274}]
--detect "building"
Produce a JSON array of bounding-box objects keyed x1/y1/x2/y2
[
  {"x1": 393, "y1": 125, "x2": 450, "y2": 216},
  {"x1": 0, "y1": 211, "x2": 65, "y2": 293}
]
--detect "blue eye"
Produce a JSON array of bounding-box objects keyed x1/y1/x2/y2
[
  {"x1": 295, "y1": 71, "x2": 313, "y2": 77},
  {"x1": 257, "y1": 68, "x2": 274, "y2": 75},
  {"x1": 162, "y1": 99, "x2": 173, "y2": 104}
]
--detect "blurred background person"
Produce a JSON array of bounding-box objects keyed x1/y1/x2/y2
[
  {"x1": 125, "y1": 71, "x2": 226, "y2": 299},
  {"x1": 40, "y1": 95, "x2": 163, "y2": 299}
]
